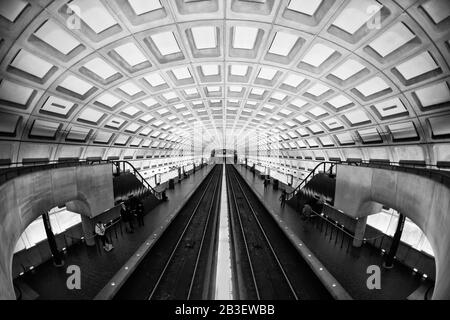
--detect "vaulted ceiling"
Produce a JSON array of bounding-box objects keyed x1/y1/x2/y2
[{"x1": 0, "y1": 0, "x2": 449, "y2": 165}]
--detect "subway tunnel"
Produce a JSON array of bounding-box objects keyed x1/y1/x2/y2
[{"x1": 0, "y1": 0, "x2": 449, "y2": 306}]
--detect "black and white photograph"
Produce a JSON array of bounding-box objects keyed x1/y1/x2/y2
[{"x1": 0, "y1": 0, "x2": 449, "y2": 315}]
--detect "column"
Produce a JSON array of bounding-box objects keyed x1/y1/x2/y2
[
  {"x1": 353, "y1": 216, "x2": 367, "y2": 247},
  {"x1": 81, "y1": 215, "x2": 96, "y2": 246},
  {"x1": 383, "y1": 213, "x2": 406, "y2": 269},
  {"x1": 42, "y1": 212, "x2": 64, "y2": 266},
  {"x1": 244, "y1": 136, "x2": 249, "y2": 163}
]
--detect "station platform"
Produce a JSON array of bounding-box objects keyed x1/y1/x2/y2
[
  {"x1": 234, "y1": 164, "x2": 433, "y2": 300},
  {"x1": 14, "y1": 165, "x2": 214, "y2": 300}
]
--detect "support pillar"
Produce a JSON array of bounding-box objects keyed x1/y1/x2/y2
[
  {"x1": 353, "y1": 216, "x2": 367, "y2": 247},
  {"x1": 81, "y1": 215, "x2": 96, "y2": 246},
  {"x1": 383, "y1": 213, "x2": 406, "y2": 269},
  {"x1": 42, "y1": 211, "x2": 64, "y2": 267}
]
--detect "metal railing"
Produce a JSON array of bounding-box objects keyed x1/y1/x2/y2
[
  {"x1": 285, "y1": 159, "x2": 450, "y2": 201},
  {"x1": 0, "y1": 159, "x2": 166, "y2": 200},
  {"x1": 113, "y1": 161, "x2": 165, "y2": 200},
  {"x1": 286, "y1": 161, "x2": 336, "y2": 201},
  {"x1": 307, "y1": 205, "x2": 435, "y2": 282}
]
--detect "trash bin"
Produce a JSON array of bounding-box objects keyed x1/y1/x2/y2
[
  {"x1": 273, "y1": 179, "x2": 279, "y2": 190},
  {"x1": 168, "y1": 178, "x2": 175, "y2": 189}
]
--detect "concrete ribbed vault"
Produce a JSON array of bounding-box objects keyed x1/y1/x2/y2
[{"x1": 0, "y1": 0, "x2": 449, "y2": 170}]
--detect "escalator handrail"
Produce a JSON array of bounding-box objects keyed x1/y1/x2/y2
[
  {"x1": 285, "y1": 159, "x2": 450, "y2": 200},
  {"x1": 0, "y1": 159, "x2": 170, "y2": 200},
  {"x1": 286, "y1": 161, "x2": 336, "y2": 200},
  {"x1": 112, "y1": 160, "x2": 165, "y2": 200}
]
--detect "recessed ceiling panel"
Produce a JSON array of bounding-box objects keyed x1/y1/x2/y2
[
  {"x1": 0, "y1": 0, "x2": 448, "y2": 165},
  {"x1": 191, "y1": 26, "x2": 217, "y2": 49},
  {"x1": 151, "y1": 31, "x2": 181, "y2": 55},
  {"x1": 287, "y1": 0, "x2": 322, "y2": 16},
  {"x1": 41, "y1": 96, "x2": 75, "y2": 116},
  {"x1": 233, "y1": 26, "x2": 258, "y2": 50},
  {"x1": 268, "y1": 32, "x2": 298, "y2": 56},
  {"x1": 34, "y1": 20, "x2": 81, "y2": 55},
  {"x1": 10, "y1": 50, "x2": 53, "y2": 79},
  {"x1": 114, "y1": 43, "x2": 148, "y2": 66},
  {"x1": 69, "y1": 0, "x2": 118, "y2": 34},
  {"x1": 368, "y1": 22, "x2": 416, "y2": 57},
  {"x1": 330, "y1": 59, "x2": 366, "y2": 80},
  {"x1": 302, "y1": 44, "x2": 335, "y2": 67},
  {"x1": 395, "y1": 51, "x2": 439, "y2": 81},
  {"x1": 128, "y1": 0, "x2": 162, "y2": 15},
  {"x1": 59, "y1": 75, "x2": 93, "y2": 95},
  {"x1": 83, "y1": 58, "x2": 118, "y2": 80},
  {"x1": 0, "y1": 80, "x2": 34, "y2": 106},
  {"x1": 332, "y1": 0, "x2": 383, "y2": 34}
]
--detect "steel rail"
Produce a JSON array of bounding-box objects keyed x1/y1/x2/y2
[
  {"x1": 226, "y1": 168, "x2": 260, "y2": 300},
  {"x1": 187, "y1": 168, "x2": 222, "y2": 299},
  {"x1": 228, "y1": 166, "x2": 299, "y2": 300},
  {"x1": 146, "y1": 166, "x2": 220, "y2": 300}
]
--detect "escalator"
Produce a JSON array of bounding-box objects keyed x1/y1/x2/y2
[
  {"x1": 286, "y1": 162, "x2": 336, "y2": 214},
  {"x1": 112, "y1": 161, "x2": 164, "y2": 211}
]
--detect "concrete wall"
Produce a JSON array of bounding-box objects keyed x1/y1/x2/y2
[
  {"x1": 334, "y1": 165, "x2": 450, "y2": 300},
  {"x1": 0, "y1": 164, "x2": 114, "y2": 299}
]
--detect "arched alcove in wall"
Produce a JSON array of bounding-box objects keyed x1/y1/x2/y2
[
  {"x1": 12, "y1": 205, "x2": 85, "y2": 282},
  {"x1": 334, "y1": 164, "x2": 450, "y2": 299},
  {"x1": 0, "y1": 164, "x2": 114, "y2": 299},
  {"x1": 364, "y1": 206, "x2": 436, "y2": 295}
]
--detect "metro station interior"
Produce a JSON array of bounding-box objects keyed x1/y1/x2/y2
[{"x1": 0, "y1": 0, "x2": 449, "y2": 302}]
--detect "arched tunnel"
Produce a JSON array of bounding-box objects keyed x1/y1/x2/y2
[{"x1": 0, "y1": 0, "x2": 449, "y2": 309}]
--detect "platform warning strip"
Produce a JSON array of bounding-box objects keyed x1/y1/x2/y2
[
  {"x1": 233, "y1": 164, "x2": 352, "y2": 300},
  {"x1": 94, "y1": 166, "x2": 215, "y2": 300}
]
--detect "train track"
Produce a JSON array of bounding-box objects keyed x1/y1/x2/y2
[
  {"x1": 226, "y1": 164, "x2": 332, "y2": 300},
  {"x1": 114, "y1": 164, "x2": 222, "y2": 300}
]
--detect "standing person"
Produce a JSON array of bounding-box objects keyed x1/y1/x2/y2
[
  {"x1": 136, "y1": 201, "x2": 145, "y2": 227},
  {"x1": 95, "y1": 220, "x2": 113, "y2": 251},
  {"x1": 126, "y1": 199, "x2": 135, "y2": 232},
  {"x1": 263, "y1": 178, "x2": 269, "y2": 191},
  {"x1": 121, "y1": 202, "x2": 133, "y2": 233},
  {"x1": 302, "y1": 202, "x2": 312, "y2": 221},
  {"x1": 279, "y1": 189, "x2": 287, "y2": 208},
  {"x1": 316, "y1": 194, "x2": 325, "y2": 214},
  {"x1": 120, "y1": 202, "x2": 127, "y2": 222}
]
